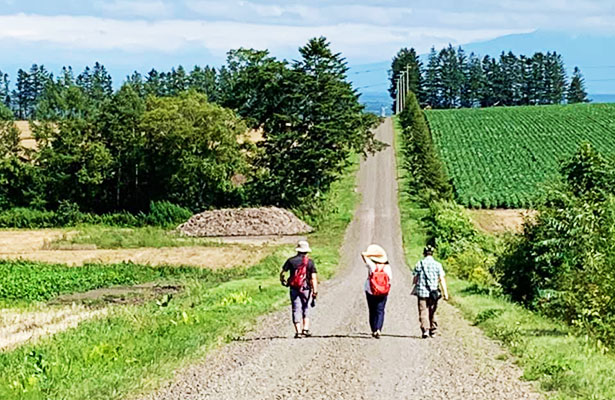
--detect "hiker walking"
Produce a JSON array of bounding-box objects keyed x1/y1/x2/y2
[
  {"x1": 280, "y1": 240, "x2": 318, "y2": 338},
  {"x1": 361, "y1": 244, "x2": 392, "y2": 339},
  {"x1": 412, "y1": 245, "x2": 449, "y2": 338}
]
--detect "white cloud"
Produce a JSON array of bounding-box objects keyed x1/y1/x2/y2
[
  {"x1": 96, "y1": 0, "x2": 172, "y2": 18},
  {"x1": 0, "y1": 13, "x2": 529, "y2": 62}
]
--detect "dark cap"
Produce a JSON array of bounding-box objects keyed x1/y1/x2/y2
[{"x1": 423, "y1": 245, "x2": 435, "y2": 255}]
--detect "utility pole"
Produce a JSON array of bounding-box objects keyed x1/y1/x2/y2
[{"x1": 395, "y1": 78, "x2": 400, "y2": 114}]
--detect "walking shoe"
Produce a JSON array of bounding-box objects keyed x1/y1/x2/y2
[
  {"x1": 374, "y1": 330, "x2": 381, "y2": 339},
  {"x1": 429, "y1": 330, "x2": 437, "y2": 338},
  {"x1": 302, "y1": 329, "x2": 312, "y2": 337},
  {"x1": 294, "y1": 333, "x2": 302, "y2": 339},
  {"x1": 421, "y1": 331, "x2": 429, "y2": 339}
]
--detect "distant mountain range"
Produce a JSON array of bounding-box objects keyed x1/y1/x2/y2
[{"x1": 352, "y1": 30, "x2": 615, "y2": 114}]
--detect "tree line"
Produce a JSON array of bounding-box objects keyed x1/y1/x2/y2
[
  {"x1": 390, "y1": 45, "x2": 589, "y2": 110},
  {"x1": 0, "y1": 37, "x2": 381, "y2": 218}
]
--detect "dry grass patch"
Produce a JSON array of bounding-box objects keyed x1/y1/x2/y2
[
  {"x1": 0, "y1": 305, "x2": 108, "y2": 351},
  {"x1": 466, "y1": 209, "x2": 536, "y2": 234}
]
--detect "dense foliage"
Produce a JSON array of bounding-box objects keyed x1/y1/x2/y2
[
  {"x1": 495, "y1": 143, "x2": 615, "y2": 345},
  {"x1": 390, "y1": 45, "x2": 588, "y2": 109},
  {"x1": 427, "y1": 103, "x2": 615, "y2": 208},
  {"x1": 0, "y1": 37, "x2": 378, "y2": 221},
  {"x1": 397, "y1": 91, "x2": 452, "y2": 204}
]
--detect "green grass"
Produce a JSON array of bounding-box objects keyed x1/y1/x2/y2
[
  {"x1": 393, "y1": 115, "x2": 615, "y2": 399},
  {"x1": 0, "y1": 156, "x2": 359, "y2": 400},
  {"x1": 47, "y1": 226, "x2": 222, "y2": 249},
  {"x1": 450, "y1": 279, "x2": 615, "y2": 399},
  {"x1": 426, "y1": 103, "x2": 615, "y2": 208}
]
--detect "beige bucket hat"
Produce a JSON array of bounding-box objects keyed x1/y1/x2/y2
[
  {"x1": 296, "y1": 240, "x2": 312, "y2": 253},
  {"x1": 362, "y1": 244, "x2": 388, "y2": 264}
]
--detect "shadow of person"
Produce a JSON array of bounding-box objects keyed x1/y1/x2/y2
[{"x1": 233, "y1": 332, "x2": 421, "y2": 341}]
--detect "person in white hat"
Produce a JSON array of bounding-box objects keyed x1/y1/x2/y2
[
  {"x1": 361, "y1": 244, "x2": 392, "y2": 338},
  {"x1": 280, "y1": 240, "x2": 318, "y2": 338}
]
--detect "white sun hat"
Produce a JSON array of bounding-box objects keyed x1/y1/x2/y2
[
  {"x1": 296, "y1": 240, "x2": 312, "y2": 253},
  {"x1": 362, "y1": 244, "x2": 388, "y2": 264}
]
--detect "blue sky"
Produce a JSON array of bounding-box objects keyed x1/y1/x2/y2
[{"x1": 0, "y1": 0, "x2": 614, "y2": 94}]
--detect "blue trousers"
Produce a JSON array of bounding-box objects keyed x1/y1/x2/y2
[{"x1": 366, "y1": 292, "x2": 388, "y2": 332}]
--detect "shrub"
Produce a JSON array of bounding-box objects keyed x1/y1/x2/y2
[{"x1": 145, "y1": 201, "x2": 193, "y2": 227}]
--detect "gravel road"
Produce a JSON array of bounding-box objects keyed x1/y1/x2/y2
[{"x1": 142, "y1": 118, "x2": 542, "y2": 400}]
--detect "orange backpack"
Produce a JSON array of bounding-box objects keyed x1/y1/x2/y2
[{"x1": 369, "y1": 264, "x2": 390, "y2": 296}]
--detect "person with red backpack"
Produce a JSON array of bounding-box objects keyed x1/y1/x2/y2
[
  {"x1": 361, "y1": 244, "x2": 392, "y2": 339},
  {"x1": 280, "y1": 240, "x2": 318, "y2": 338}
]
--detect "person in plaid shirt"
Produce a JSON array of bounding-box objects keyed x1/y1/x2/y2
[{"x1": 412, "y1": 245, "x2": 449, "y2": 338}]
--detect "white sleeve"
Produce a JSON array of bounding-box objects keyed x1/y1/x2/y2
[{"x1": 385, "y1": 265, "x2": 393, "y2": 280}]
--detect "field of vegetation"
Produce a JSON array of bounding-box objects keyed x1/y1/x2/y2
[{"x1": 426, "y1": 103, "x2": 615, "y2": 208}]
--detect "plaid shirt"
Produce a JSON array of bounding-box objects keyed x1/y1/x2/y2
[{"x1": 413, "y1": 256, "x2": 445, "y2": 298}]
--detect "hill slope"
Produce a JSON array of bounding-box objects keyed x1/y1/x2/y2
[{"x1": 426, "y1": 103, "x2": 615, "y2": 208}]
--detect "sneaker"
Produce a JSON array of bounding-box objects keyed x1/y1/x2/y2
[
  {"x1": 302, "y1": 329, "x2": 312, "y2": 337},
  {"x1": 294, "y1": 333, "x2": 302, "y2": 339},
  {"x1": 429, "y1": 330, "x2": 437, "y2": 338},
  {"x1": 374, "y1": 330, "x2": 381, "y2": 339},
  {"x1": 421, "y1": 331, "x2": 429, "y2": 339}
]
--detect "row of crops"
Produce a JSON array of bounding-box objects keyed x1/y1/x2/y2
[{"x1": 425, "y1": 103, "x2": 615, "y2": 208}]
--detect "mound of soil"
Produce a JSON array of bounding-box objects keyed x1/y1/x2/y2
[{"x1": 178, "y1": 207, "x2": 313, "y2": 237}]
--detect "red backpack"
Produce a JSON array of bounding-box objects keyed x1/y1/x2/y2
[
  {"x1": 370, "y1": 264, "x2": 390, "y2": 296},
  {"x1": 289, "y1": 256, "x2": 309, "y2": 289}
]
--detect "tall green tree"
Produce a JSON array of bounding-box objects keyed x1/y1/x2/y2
[
  {"x1": 398, "y1": 91, "x2": 452, "y2": 202},
  {"x1": 252, "y1": 37, "x2": 381, "y2": 207},
  {"x1": 0, "y1": 71, "x2": 9, "y2": 108},
  {"x1": 567, "y1": 66, "x2": 588, "y2": 104},
  {"x1": 389, "y1": 47, "x2": 423, "y2": 110},
  {"x1": 423, "y1": 47, "x2": 441, "y2": 108},
  {"x1": 139, "y1": 91, "x2": 247, "y2": 210},
  {"x1": 189, "y1": 66, "x2": 218, "y2": 101}
]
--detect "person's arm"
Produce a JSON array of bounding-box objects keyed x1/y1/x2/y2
[
  {"x1": 280, "y1": 260, "x2": 290, "y2": 286},
  {"x1": 311, "y1": 273, "x2": 318, "y2": 297},
  {"x1": 412, "y1": 263, "x2": 419, "y2": 285},
  {"x1": 439, "y1": 267, "x2": 449, "y2": 300}
]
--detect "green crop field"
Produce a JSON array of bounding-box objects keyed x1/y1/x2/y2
[{"x1": 426, "y1": 103, "x2": 615, "y2": 208}]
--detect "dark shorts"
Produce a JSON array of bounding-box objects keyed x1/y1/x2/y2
[{"x1": 290, "y1": 287, "x2": 311, "y2": 323}]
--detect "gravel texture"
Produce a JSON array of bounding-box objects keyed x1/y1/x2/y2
[
  {"x1": 141, "y1": 119, "x2": 542, "y2": 400},
  {"x1": 178, "y1": 207, "x2": 313, "y2": 237}
]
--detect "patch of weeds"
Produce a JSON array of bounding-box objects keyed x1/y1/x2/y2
[{"x1": 474, "y1": 308, "x2": 504, "y2": 325}]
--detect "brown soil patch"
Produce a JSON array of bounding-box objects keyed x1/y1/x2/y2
[
  {"x1": 51, "y1": 283, "x2": 181, "y2": 306},
  {"x1": 0, "y1": 305, "x2": 107, "y2": 351},
  {"x1": 467, "y1": 209, "x2": 536, "y2": 234},
  {"x1": 16, "y1": 120, "x2": 37, "y2": 150}
]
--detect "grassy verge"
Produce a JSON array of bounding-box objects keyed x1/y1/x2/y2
[
  {"x1": 46, "y1": 226, "x2": 222, "y2": 249},
  {"x1": 393, "y1": 116, "x2": 615, "y2": 399},
  {"x1": 0, "y1": 157, "x2": 359, "y2": 400}
]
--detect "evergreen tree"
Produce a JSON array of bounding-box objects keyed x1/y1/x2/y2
[
  {"x1": 77, "y1": 62, "x2": 113, "y2": 106},
  {"x1": 567, "y1": 66, "x2": 588, "y2": 103},
  {"x1": 144, "y1": 69, "x2": 164, "y2": 97},
  {"x1": 389, "y1": 47, "x2": 423, "y2": 110},
  {"x1": 439, "y1": 45, "x2": 463, "y2": 108},
  {"x1": 545, "y1": 52, "x2": 567, "y2": 104},
  {"x1": 188, "y1": 66, "x2": 217, "y2": 101},
  {"x1": 398, "y1": 91, "x2": 452, "y2": 202},
  {"x1": 424, "y1": 47, "x2": 441, "y2": 108},
  {"x1": 465, "y1": 53, "x2": 485, "y2": 107},
  {"x1": 0, "y1": 71, "x2": 9, "y2": 108},
  {"x1": 125, "y1": 71, "x2": 146, "y2": 97}
]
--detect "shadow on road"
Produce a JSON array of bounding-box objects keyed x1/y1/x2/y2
[{"x1": 233, "y1": 332, "x2": 422, "y2": 341}]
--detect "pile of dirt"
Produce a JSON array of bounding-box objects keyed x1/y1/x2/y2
[{"x1": 178, "y1": 207, "x2": 313, "y2": 237}]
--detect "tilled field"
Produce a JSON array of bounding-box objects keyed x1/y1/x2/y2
[{"x1": 141, "y1": 119, "x2": 542, "y2": 399}]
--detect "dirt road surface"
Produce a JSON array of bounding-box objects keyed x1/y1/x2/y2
[{"x1": 142, "y1": 119, "x2": 541, "y2": 399}]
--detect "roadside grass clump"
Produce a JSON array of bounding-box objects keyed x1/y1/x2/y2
[
  {"x1": 47, "y1": 226, "x2": 221, "y2": 249},
  {"x1": 0, "y1": 155, "x2": 359, "y2": 400}
]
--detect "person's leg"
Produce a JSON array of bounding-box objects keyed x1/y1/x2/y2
[
  {"x1": 418, "y1": 298, "x2": 430, "y2": 337},
  {"x1": 290, "y1": 289, "x2": 303, "y2": 336},
  {"x1": 366, "y1": 292, "x2": 377, "y2": 332},
  {"x1": 428, "y1": 298, "x2": 439, "y2": 336},
  {"x1": 301, "y1": 289, "x2": 311, "y2": 335},
  {"x1": 375, "y1": 295, "x2": 388, "y2": 332}
]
